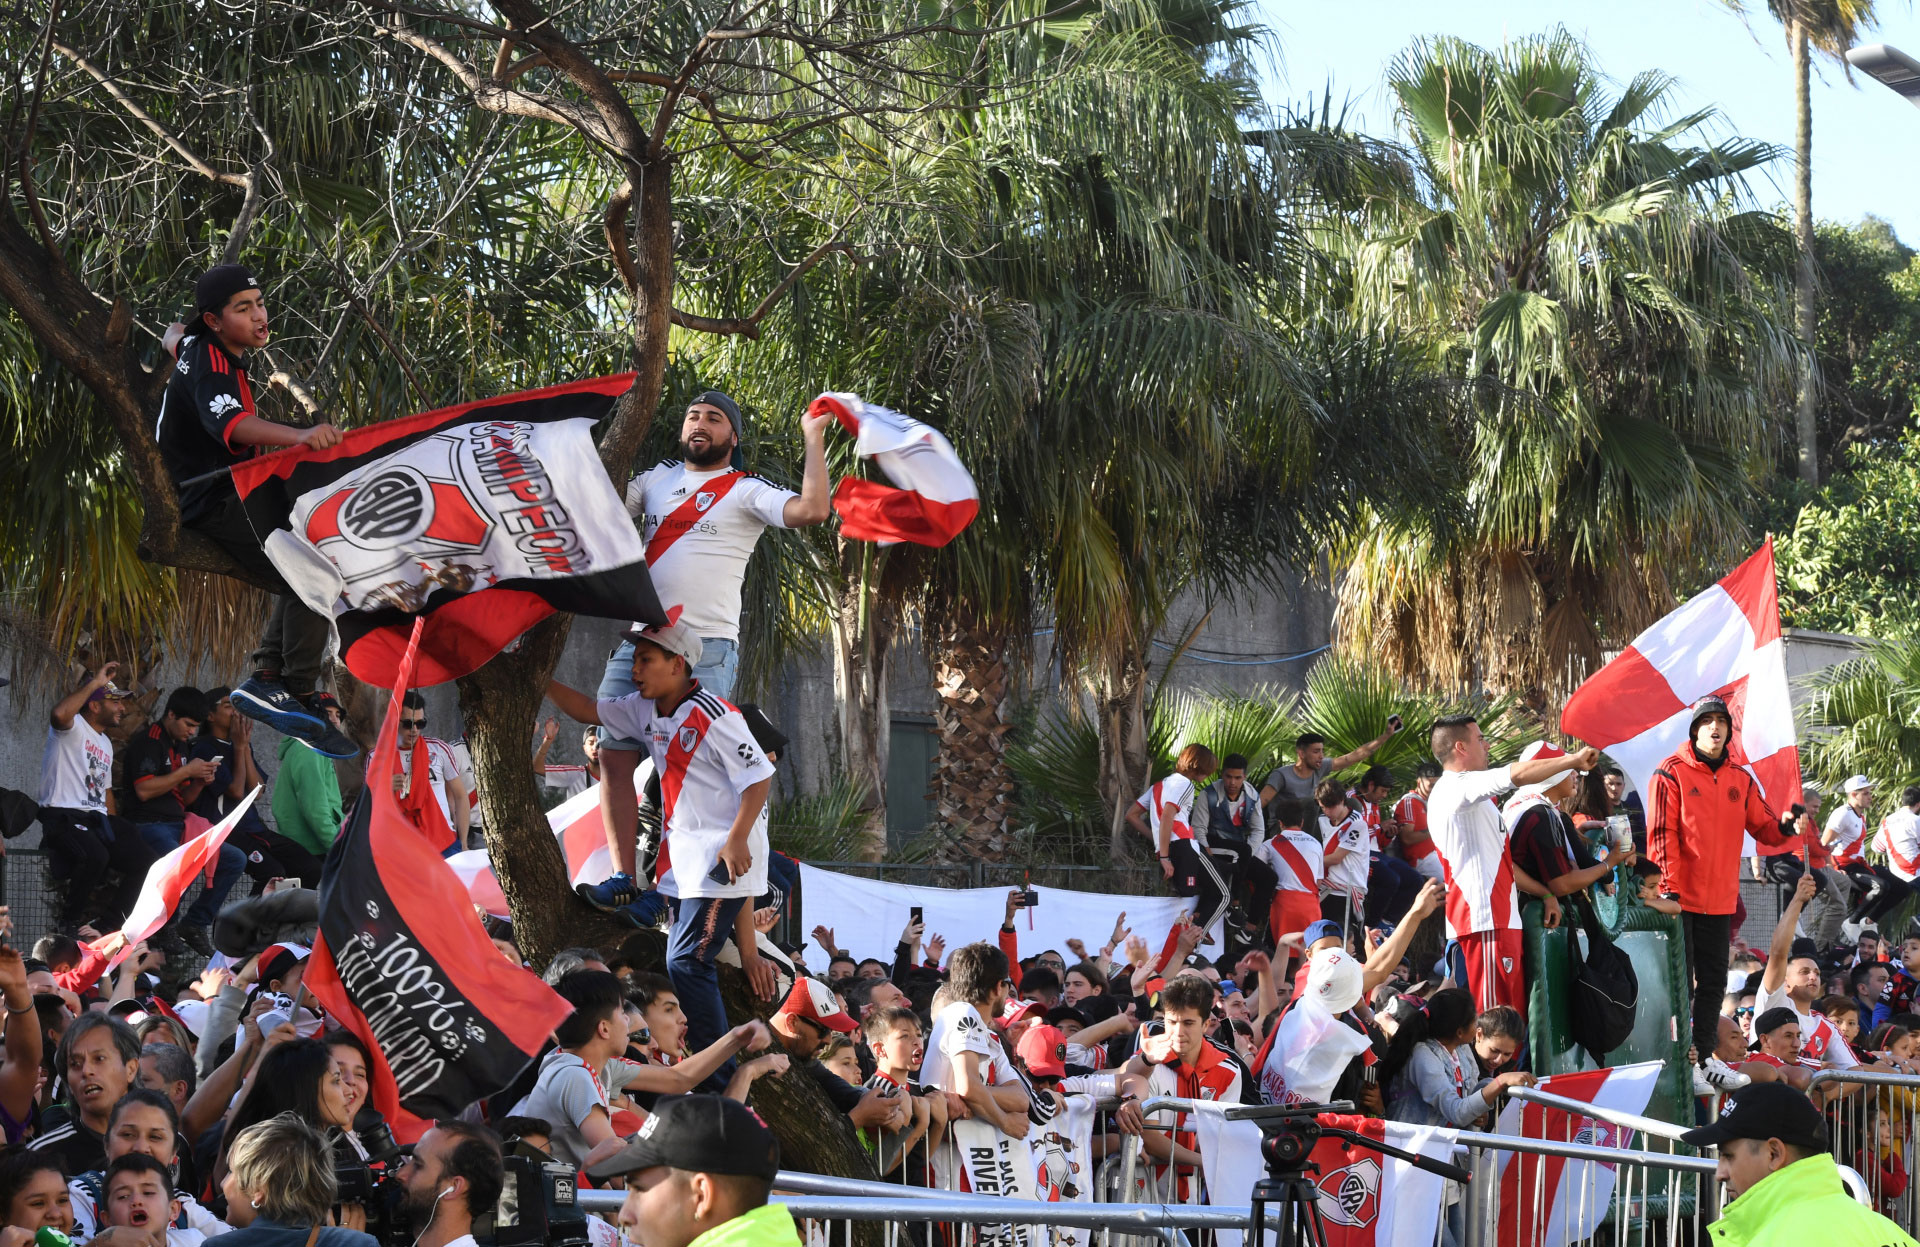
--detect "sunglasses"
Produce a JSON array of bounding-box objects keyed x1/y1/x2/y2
[{"x1": 400, "y1": 718, "x2": 427, "y2": 729}]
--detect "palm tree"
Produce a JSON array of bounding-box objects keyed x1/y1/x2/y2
[
  {"x1": 1721, "y1": 0, "x2": 1891, "y2": 485},
  {"x1": 1333, "y1": 31, "x2": 1803, "y2": 704},
  {"x1": 1801, "y1": 639, "x2": 1920, "y2": 797}
]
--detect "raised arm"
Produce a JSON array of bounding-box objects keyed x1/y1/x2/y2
[
  {"x1": 781, "y1": 408, "x2": 834, "y2": 527},
  {"x1": 544, "y1": 680, "x2": 605, "y2": 727},
  {"x1": 51, "y1": 664, "x2": 116, "y2": 731},
  {"x1": 1327, "y1": 726, "x2": 1396, "y2": 772},
  {"x1": 1363, "y1": 880, "x2": 1443, "y2": 992},
  {"x1": 1762, "y1": 873, "x2": 1818, "y2": 995}
]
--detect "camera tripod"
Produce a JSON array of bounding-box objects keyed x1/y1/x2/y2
[{"x1": 1231, "y1": 1104, "x2": 1473, "y2": 1247}]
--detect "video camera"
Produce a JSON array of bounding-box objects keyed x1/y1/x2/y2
[
  {"x1": 479, "y1": 1131, "x2": 592, "y2": 1247},
  {"x1": 335, "y1": 1114, "x2": 411, "y2": 1247}
]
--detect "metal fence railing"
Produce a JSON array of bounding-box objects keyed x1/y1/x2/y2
[
  {"x1": 0, "y1": 847, "x2": 258, "y2": 947},
  {"x1": 1809, "y1": 1068, "x2": 1920, "y2": 1228}
]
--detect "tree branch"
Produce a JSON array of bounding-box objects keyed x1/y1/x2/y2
[
  {"x1": 50, "y1": 41, "x2": 250, "y2": 190},
  {"x1": 669, "y1": 240, "x2": 859, "y2": 337}
]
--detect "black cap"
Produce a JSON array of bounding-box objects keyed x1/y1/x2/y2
[
  {"x1": 582, "y1": 1094, "x2": 779, "y2": 1182},
  {"x1": 1752, "y1": 1006, "x2": 1799, "y2": 1037},
  {"x1": 193, "y1": 264, "x2": 261, "y2": 327},
  {"x1": 1680, "y1": 1082, "x2": 1828, "y2": 1152},
  {"x1": 1688, "y1": 693, "x2": 1733, "y2": 734},
  {"x1": 734, "y1": 702, "x2": 790, "y2": 762}
]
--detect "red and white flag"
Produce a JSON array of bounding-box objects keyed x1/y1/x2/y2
[
  {"x1": 1561, "y1": 540, "x2": 1800, "y2": 817},
  {"x1": 1194, "y1": 1110, "x2": 1455, "y2": 1247},
  {"x1": 1493, "y1": 1062, "x2": 1662, "y2": 1247},
  {"x1": 810, "y1": 392, "x2": 978, "y2": 547},
  {"x1": 89, "y1": 789, "x2": 261, "y2": 968},
  {"x1": 450, "y1": 773, "x2": 625, "y2": 917}
]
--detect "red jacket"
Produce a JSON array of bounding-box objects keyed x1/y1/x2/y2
[{"x1": 1647, "y1": 744, "x2": 1791, "y2": 915}]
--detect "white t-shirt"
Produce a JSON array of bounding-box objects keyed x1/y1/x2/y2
[
  {"x1": 1880, "y1": 808, "x2": 1920, "y2": 881},
  {"x1": 40, "y1": 716, "x2": 114, "y2": 812},
  {"x1": 1825, "y1": 805, "x2": 1868, "y2": 867},
  {"x1": 596, "y1": 687, "x2": 776, "y2": 899},
  {"x1": 920, "y1": 1000, "x2": 1017, "y2": 1093},
  {"x1": 1426, "y1": 765, "x2": 1519, "y2": 939},
  {"x1": 1754, "y1": 981, "x2": 1859, "y2": 1070},
  {"x1": 625, "y1": 460, "x2": 796, "y2": 642},
  {"x1": 451, "y1": 739, "x2": 482, "y2": 826},
  {"x1": 398, "y1": 737, "x2": 463, "y2": 829},
  {"x1": 1319, "y1": 810, "x2": 1370, "y2": 900},
  {"x1": 1134, "y1": 773, "x2": 1199, "y2": 845}
]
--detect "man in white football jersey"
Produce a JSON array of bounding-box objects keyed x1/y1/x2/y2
[{"x1": 584, "y1": 391, "x2": 831, "y2": 918}]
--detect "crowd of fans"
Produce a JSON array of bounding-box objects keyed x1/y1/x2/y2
[{"x1": 0, "y1": 269, "x2": 1909, "y2": 1247}]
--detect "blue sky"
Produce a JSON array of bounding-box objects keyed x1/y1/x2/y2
[{"x1": 1251, "y1": 0, "x2": 1920, "y2": 246}]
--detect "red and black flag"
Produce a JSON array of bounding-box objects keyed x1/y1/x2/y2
[
  {"x1": 230, "y1": 374, "x2": 663, "y2": 687},
  {"x1": 303, "y1": 619, "x2": 571, "y2": 1142}
]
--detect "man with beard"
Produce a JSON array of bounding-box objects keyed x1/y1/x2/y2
[
  {"x1": 583, "y1": 392, "x2": 831, "y2": 919},
  {"x1": 398, "y1": 1121, "x2": 504, "y2": 1247}
]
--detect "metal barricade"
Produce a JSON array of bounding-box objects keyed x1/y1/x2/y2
[
  {"x1": 577, "y1": 1174, "x2": 1253, "y2": 1247},
  {"x1": 1808, "y1": 1067, "x2": 1920, "y2": 1227}
]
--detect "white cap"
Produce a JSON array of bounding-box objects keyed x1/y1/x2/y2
[
  {"x1": 627, "y1": 619, "x2": 704, "y2": 670},
  {"x1": 1512, "y1": 740, "x2": 1577, "y2": 799},
  {"x1": 1304, "y1": 947, "x2": 1364, "y2": 1015},
  {"x1": 1845, "y1": 774, "x2": 1874, "y2": 794}
]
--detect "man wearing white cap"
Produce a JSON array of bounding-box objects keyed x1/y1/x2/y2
[
  {"x1": 547, "y1": 618, "x2": 779, "y2": 1073},
  {"x1": 1426, "y1": 716, "x2": 1599, "y2": 1017},
  {"x1": 1826, "y1": 775, "x2": 1912, "y2": 942}
]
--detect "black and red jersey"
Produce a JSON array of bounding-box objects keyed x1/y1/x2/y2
[
  {"x1": 118, "y1": 724, "x2": 190, "y2": 824},
  {"x1": 156, "y1": 332, "x2": 255, "y2": 524}
]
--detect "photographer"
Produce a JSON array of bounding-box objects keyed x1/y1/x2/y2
[
  {"x1": 217, "y1": 1113, "x2": 376, "y2": 1247},
  {"x1": 396, "y1": 1121, "x2": 504, "y2": 1247}
]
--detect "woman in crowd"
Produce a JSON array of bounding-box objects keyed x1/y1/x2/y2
[
  {"x1": 211, "y1": 1038, "x2": 376, "y2": 1209},
  {"x1": 1380, "y1": 988, "x2": 1531, "y2": 1129},
  {"x1": 68, "y1": 1088, "x2": 227, "y2": 1243},
  {"x1": 0, "y1": 1150, "x2": 71, "y2": 1240},
  {"x1": 217, "y1": 1115, "x2": 376, "y2": 1247}
]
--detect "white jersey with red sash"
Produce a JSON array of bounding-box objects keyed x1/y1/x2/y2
[
  {"x1": 1255, "y1": 828, "x2": 1323, "y2": 894},
  {"x1": 1134, "y1": 773, "x2": 1199, "y2": 844},
  {"x1": 596, "y1": 684, "x2": 775, "y2": 900},
  {"x1": 625, "y1": 460, "x2": 795, "y2": 642},
  {"x1": 1879, "y1": 808, "x2": 1920, "y2": 882}
]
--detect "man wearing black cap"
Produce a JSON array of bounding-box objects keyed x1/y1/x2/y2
[
  {"x1": 585, "y1": 392, "x2": 830, "y2": 916},
  {"x1": 1647, "y1": 693, "x2": 1799, "y2": 1091},
  {"x1": 1680, "y1": 1083, "x2": 1917, "y2": 1246},
  {"x1": 156, "y1": 264, "x2": 355, "y2": 758},
  {"x1": 583, "y1": 1094, "x2": 800, "y2": 1247}
]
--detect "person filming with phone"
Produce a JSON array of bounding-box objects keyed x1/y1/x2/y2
[{"x1": 547, "y1": 618, "x2": 780, "y2": 1081}]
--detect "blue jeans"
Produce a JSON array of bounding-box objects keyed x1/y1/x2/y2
[
  {"x1": 133, "y1": 822, "x2": 244, "y2": 928},
  {"x1": 666, "y1": 894, "x2": 746, "y2": 1091},
  {"x1": 595, "y1": 637, "x2": 739, "y2": 750}
]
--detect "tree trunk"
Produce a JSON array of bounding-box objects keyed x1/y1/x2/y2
[
  {"x1": 930, "y1": 615, "x2": 1013, "y2": 859},
  {"x1": 831, "y1": 549, "x2": 895, "y2": 862},
  {"x1": 1791, "y1": 17, "x2": 1820, "y2": 487},
  {"x1": 1096, "y1": 648, "x2": 1151, "y2": 860}
]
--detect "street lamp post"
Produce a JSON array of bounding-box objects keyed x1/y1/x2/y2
[{"x1": 1848, "y1": 44, "x2": 1920, "y2": 105}]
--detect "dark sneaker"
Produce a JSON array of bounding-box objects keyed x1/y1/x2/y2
[
  {"x1": 232, "y1": 676, "x2": 326, "y2": 737},
  {"x1": 616, "y1": 889, "x2": 667, "y2": 929},
  {"x1": 178, "y1": 923, "x2": 214, "y2": 958},
  {"x1": 300, "y1": 696, "x2": 360, "y2": 759},
  {"x1": 578, "y1": 872, "x2": 638, "y2": 911}
]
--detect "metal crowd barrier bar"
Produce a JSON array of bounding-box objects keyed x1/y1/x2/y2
[
  {"x1": 1448, "y1": 1126, "x2": 1716, "y2": 1247},
  {"x1": 1807, "y1": 1067, "x2": 1920, "y2": 1226},
  {"x1": 1504, "y1": 1085, "x2": 1694, "y2": 1142}
]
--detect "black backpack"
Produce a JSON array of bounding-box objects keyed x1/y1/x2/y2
[{"x1": 1566, "y1": 892, "x2": 1639, "y2": 1062}]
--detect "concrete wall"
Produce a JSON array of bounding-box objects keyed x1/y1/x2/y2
[{"x1": 0, "y1": 605, "x2": 1866, "y2": 848}]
